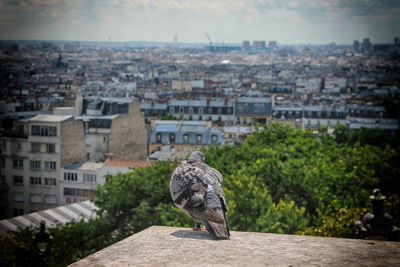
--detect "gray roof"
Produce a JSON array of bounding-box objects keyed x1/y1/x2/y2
[
  {"x1": 0, "y1": 201, "x2": 98, "y2": 236},
  {"x1": 140, "y1": 103, "x2": 168, "y2": 110},
  {"x1": 237, "y1": 97, "x2": 271, "y2": 103},
  {"x1": 169, "y1": 99, "x2": 207, "y2": 107}
]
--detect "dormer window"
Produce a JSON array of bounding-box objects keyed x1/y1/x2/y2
[
  {"x1": 212, "y1": 135, "x2": 218, "y2": 145},
  {"x1": 169, "y1": 133, "x2": 175, "y2": 144},
  {"x1": 196, "y1": 134, "x2": 202, "y2": 144},
  {"x1": 156, "y1": 133, "x2": 162, "y2": 143}
]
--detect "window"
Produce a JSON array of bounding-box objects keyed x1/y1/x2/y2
[
  {"x1": 217, "y1": 107, "x2": 222, "y2": 114},
  {"x1": 44, "y1": 178, "x2": 56, "y2": 187},
  {"x1": 183, "y1": 134, "x2": 189, "y2": 144},
  {"x1": 30, "y1": 177, "x2": 41, "y2": 186},
  {"x1": 179, "y1": 107, "x2": 184, "y2": 113},
  {"x1": 31, "y1": 125, "x2": 57, "y2": 136},
  {"x1": 17, "y1": 142, "x2": 22, "y2": 152},
  {"x1": 30, "y1": 160, "x2": 41, "y2": 170},
  {"x1": 13, "y1": 192, "x2": 24, "y2": 203},
  {"x1": 188, "y1": 107, "x2": 193, "y2": 114},
  {"x1": 45, "y1": 161, "x2": 56, "y2": 171},
  {"x1": 64, "y1": 172, "x2": 78, "y2": 181},
  {"x1": 31, "y1": 143, "x2": 41, "y2": 153},
  {"x1": 156, "y1": 133, "x2": 162, "y2": 143},
  {"x1": 169, "y1": 133, "x2": 175, "y2": 144},
  {"x1": 45, "y1": 195, "x2": 57, "y2": 204},
  {"x1": 64, "y1": 187, "x2": 94, "y2": 197},
  {"x1": 212, "y1": 135, "x2": 218, "y2": 145},
  {"x1": 31, "y1": 125, "x2": 40, "y2": 135},
  {"x1": 46, "y1": 144, "x2": 55, "y2": 153},
  {"x1": 83, "y1": 173, "x2": 96, "y2": 183},
  {"x1": 199, "y1": 107, "x2": 203, "y2": 114},
  {"x1": 13, "y1": 208, "x2": 24, "y2": 216},
  {"x1": 170, "y1": 107, "x2": 175, "y2": 113},
  {"x1": 30, "y1": 194, "x2": 42, "y2": 204},
  {"x1": 196, "y1": 134, "x2": 202, "y2": 144},
  {"x1": 13, "y1": 176, "x2": 23, "y2": 186},
  {"x1": 13, "y1": 159, "x2": 23, "y2": 169}
]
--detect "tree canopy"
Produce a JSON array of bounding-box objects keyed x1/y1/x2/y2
[{"x1": 1, "y1": 122, "x2": 399, "y2": 266}]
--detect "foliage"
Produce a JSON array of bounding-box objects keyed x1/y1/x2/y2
[
  {"x1": 160, "y1": 113, "x2": 180, "y2": 120},
  {"x1": 2, "y1": 122, "x2": 399, "y2": 266}
]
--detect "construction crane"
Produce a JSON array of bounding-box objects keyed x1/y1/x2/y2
[{"x1": 205, "y1": 32, "x2": 214, "y2": 52}]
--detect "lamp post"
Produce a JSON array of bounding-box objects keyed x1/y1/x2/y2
[{"x1": 35, "y1": 220, "x2": 52, "y2": 265}]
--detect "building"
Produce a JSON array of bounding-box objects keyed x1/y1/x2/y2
[
  {"x1": 303, "y1": 106, "x2": 347, "y2": 129},
  {"x1": 222, "y1": 125, "x2": 255, "y2": 146},
  {"x1": 1, "y1": 114, "x2": 86, "y2": 218},
  {"x1": 140, "y1": 103, "x2": 168, "y2": 122},
  {"x1": 235, "y1": 97, "x2": 272, "y2": 125},
  {"x1": 168, "y1": 99, "x2": 235, "y2": 123},
  {"x1": 253, "y1": 41, "x2": 266, "y2": 51},
  {"x1": 60, "y1": 158, "x2": 151, "y2": 205},
  {"x1": 242, "y1": 41, "x2": 251, "y2": 52},
  {"x1": 77, "y1": 99, "x2": 147, "y2": 162},
  {"x1": 269, "y1": 41, "x2": 277, "y2": 50},
  {"x1": 353, "y1": 40, "x2": 360, "y2": 53},
  {"x1": 149, "y1": 120, "x2": 224, "y2": 156},
  {"x1": 361, "y1": 38, "x2": 372, "y2": 54},
  {"x1": 272, "y1": 106, "x2": 303, "y2": 129}
]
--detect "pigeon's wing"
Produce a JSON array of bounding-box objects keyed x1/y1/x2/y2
[
  {"x1": 170, "y1": 163, "x2": 225, "y2": 224},
  {"x1": 195, "y1": 162, "x2": 230, "y2": 239}
]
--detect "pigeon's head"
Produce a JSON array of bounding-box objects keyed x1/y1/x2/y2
[{"x1": 187, "y1": 151, "x2": 205, "y2": 163}]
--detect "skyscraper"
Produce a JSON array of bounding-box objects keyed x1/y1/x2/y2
[
  {"x1": 353, "y1": 40, "x2": 360, "y2": 53},
  {"x1": 361, "y1": 38, "x2": 371, "y2": 54},
  {"x1": 242, "y1": 41, "x2": 251, "y2": 52},
  {"x1": 269, "y1": 41, "x2": 277, "y2": 50},
  {"x1": 252, "y1": 41, "x2": 266, "y2": 51}
]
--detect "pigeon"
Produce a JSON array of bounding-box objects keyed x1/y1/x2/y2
[{"x1": 170, "y1": 151, "x2": 230, "y2": 240}]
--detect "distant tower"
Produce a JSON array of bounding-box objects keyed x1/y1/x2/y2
[
  {"x1": 252, "y1": 41, "x2": 266, "y2": 51},
  {"x1": 395, "y1": 37, "x2": 400, "y2": 46},
  {"x1": 108, "y1": 36, "x2": 111, "y2": 42},
  {"x1": 269, "y1": 41, "x2": 277, "y2": 50},
  {"x1": 353, "y1": 40, "x2": 360, "y2": 53},
  {"x1": 174, "y1": 34, "x2": 178, "y2": 44},
  {"x1": 242, "y1": 41, "x2": 251, "y2": 52},
  {"x1": 361, "y1": 38, "x2": 371, "y2": 54}
]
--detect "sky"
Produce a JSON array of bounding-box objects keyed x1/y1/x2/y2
[{"x1": 0, "y1": 0, "x2": 399, "y2": 44}]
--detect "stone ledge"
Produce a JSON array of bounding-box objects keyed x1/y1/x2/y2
[{"x1": 69, "y1": 226, "x2": 400, "y2": 267}]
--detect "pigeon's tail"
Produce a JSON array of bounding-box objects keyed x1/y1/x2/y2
[
  {"x1": 203, "y1": 200, "x2": 230, "y2": 240},
  {"x1": 203, "y1": 220, "x2": 230, "y2": 240}
]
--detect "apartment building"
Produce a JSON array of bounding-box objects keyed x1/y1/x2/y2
[
  {"x1": 149, "y1": 120, "x2": 224, "y2": 156},
  {"x1": 1, "y1": 114, "x2": 86, "y2": 218}
]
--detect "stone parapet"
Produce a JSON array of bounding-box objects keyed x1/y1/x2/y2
[{"x1": 70, "y1": 226, "x2": 400, "y2": 266}]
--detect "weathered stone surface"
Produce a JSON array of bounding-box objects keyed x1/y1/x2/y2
[{"x1": 70, "y1": 226, "x2": 400, "y2": 267}]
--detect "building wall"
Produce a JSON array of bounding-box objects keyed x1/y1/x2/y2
[
  {"x1": 60, "y1": 118, "x2": 86, "y2": 167},
  {"x1": 108, "y1": 102, "x2": 147, "y2": 161},
  {"x1": 86, "y1": 134, "x2": 109, "y2": 161}
]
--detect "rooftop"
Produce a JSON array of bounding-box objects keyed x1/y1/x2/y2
[
  {"x1": 104, "y1": 158, "x2": 152, "y2": 168},
  {"x1": 70, "y1": 226, "x2": 400, "y2": 267},
  {"x1": 0, "y1": 201, "x2": 98, "y2": 236},
  {"x1": 29, "y1": 114, "x2": 73, "y2": 123}
]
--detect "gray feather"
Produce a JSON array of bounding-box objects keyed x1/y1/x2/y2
[{"x1": 170, "y1": 151, "x2": 230, "y2": 240}]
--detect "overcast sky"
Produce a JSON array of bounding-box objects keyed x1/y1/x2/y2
[{"x1": 0, "y1": 0, "x2": 399, "y2": 44}]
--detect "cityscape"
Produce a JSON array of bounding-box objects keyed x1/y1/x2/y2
[
  {"x1": 0, "y1": 0, "x2": 400, "y2": 265},
  {"x1": 1, "y1": 37, "x2": 399, "y2": 220}
]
